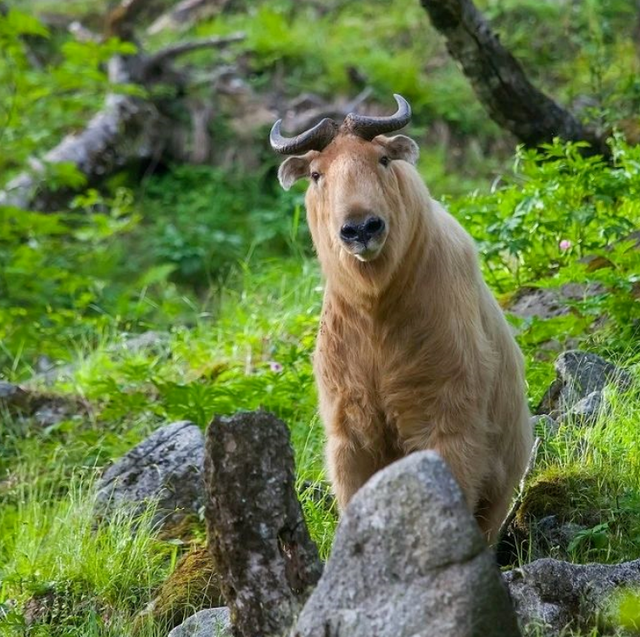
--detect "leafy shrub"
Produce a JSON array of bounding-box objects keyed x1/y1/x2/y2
[
  {"x1": 0, "y1": 190, "x2": 185, "y2": 374},
  {"x1": 137, "y1": 165, "x2": 308, "y2": 285},
  {"x1": 0, "y1": 9, "x2": 136, "y2": 186},
  {"x1": 454, "y1": 138, "x2": 640, "y2": 289}
]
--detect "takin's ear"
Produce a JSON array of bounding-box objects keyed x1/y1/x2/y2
[
  {"x1": 375, "y1": 134, "x2": 420, "y2": 166},
  {"x1": 277, "y1": 152, "x2": 317, "y2": 191}
]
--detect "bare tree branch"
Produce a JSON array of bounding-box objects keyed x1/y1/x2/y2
[
  {"x1": 104, "y1": 0, "x2": 166, "y2": 39},
  {"x1": 147, "y1": 0, "x2": 230, "y2": 35},
  {"x1": 420, "y1": 0, "x2": 609, "y2": 156},
  {"x1": 143, "y1": 32, "x2": 245, "y2": 69},
  {"x1": 280, "y1": 87, "x2": 372, "y2": 135}
]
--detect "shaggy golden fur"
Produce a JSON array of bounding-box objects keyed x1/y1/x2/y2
[{"x1": 278, "y1": 133, "x2": 533, "y2": 543}]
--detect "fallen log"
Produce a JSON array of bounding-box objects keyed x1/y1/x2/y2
[
  {"x1": 0, "y1": 56, "x2": 160, "y2": 211},
  {"x1": 0, "y1": 32, "x2": 244, "y2": 212}
]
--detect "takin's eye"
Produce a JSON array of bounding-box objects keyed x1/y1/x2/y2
[
  {"x1": 379, "y1": 156, "x2": 391, "y2": 167},
  {"x1": 310, "y1": 171, "x2": 321, "y2": 183}
]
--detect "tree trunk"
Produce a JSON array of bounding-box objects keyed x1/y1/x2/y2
[{"x1": 420, "y1": 0, "x2": 609, "y2": 156}]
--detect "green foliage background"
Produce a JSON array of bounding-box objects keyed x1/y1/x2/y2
[{"x1": 2, "y1": 1, "x2": 640, "y2": 635}]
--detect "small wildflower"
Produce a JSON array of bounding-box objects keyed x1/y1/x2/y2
[
  {"x1": 269, "y1": 361, "x2": 284, "y2": 373},
  {"x1": 559, "y1": 239, "x2": 572, "y2": 251}
]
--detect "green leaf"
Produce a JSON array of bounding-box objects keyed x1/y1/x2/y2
[{"x1": 5, "y1": 10, "x2": 49, "y2": 37}]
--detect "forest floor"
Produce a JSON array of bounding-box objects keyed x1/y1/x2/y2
[{"x1": 3, "y1": 1, "x2": 640, "y2": 635}]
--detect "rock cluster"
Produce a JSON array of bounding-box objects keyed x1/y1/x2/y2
[
  {"x1": 537, "y1": 350, "x2": 632, "y2": 424},
  {"x1": 500, "y1": 351, "x2": 632, "y2": 564},
  {"x1": 96, "y1": 347, "x2": 636, "y2": 637},
  {"x1": 505, "y1": 559, "x2": 640, "y2": 636}
]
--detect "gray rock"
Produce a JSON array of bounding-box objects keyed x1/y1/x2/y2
[
  {"x1": 531, "y1": 414, "x2": 559, "y2": 438},
  {"x1": 509, "y1": 288, "x2": 569, "y2": 320},
  {"x1": 168, "y1": 608, "x2": 231, "y2": 637},
  {"x1": 560, "y1": 390, "x2": 604, "y2": 427},
  {"x1": 95, "y1": 421, "x2": 204, "y2": 529},
  {"x1": 505, "y1": 558, "x2": 640, "y2": 636},
  {"x1": 118, "y1": 330, "x2": 169, "y2": 353},
  {"x1": 0, "y1": 381, "x2": 21, "y2": 399},
  {"x1": 205, "y1": 411, "x2": 322, "y2": 637},
  {"x1": 509, "y1": 284, "x2": 603, "y2": 320},
  {"x1": 0, "y1": 382, "x2": 83, "y2": 427},
  {"x1": 535, "y1": 516, "x2": 586, "y2": 555},
  {"x1": 537, "y1": 351, "x2": 632, "y2": 418},
  {"x1": 291, "y1": 451, "x2": 521, "y2": 637},
  {"x1": 0, "y1": 382, "x2": 30, "y2": 409}
]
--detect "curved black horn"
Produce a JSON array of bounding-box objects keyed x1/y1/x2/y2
[
  {"x1": 269, "y1": 117, "x2": 338, "y2": 155},
  {"x1": 342, "y1": 94, "x2": 411, "y2": 140}
]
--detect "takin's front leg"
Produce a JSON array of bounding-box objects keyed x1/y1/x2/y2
[
  {"x1": 474, "y1": 492, "x2": 515, "y2": 546},
  {"x1": 326, "y1": 434, "x2": 379, "y2": 511},
  {"x1": 398, "y1": 415, "x2": 492, "y2": 537}
]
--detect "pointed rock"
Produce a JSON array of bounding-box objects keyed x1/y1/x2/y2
[
  {"x1": 204, "y1": 411, "x2": 322, "y2": 637},
  {"x1": 291, "y1": 451, "x2": 521, "y2": 637}
]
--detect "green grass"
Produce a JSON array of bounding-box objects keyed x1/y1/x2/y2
[
  {"x1": 0, "y1": 470, "x2": 173, "y2": 636},
  {"x1": 4, "y1": 1, "x2": 640, "y2": 632},
  {"x1": 0, "y1": 257, "x2": 337, "y2": 635},
  {"x1": 521, "y1": 377, "x2": 640, "y2": 566},
  {"x1": 2, "y1": 254, "x2": 640, "y2": 635}
]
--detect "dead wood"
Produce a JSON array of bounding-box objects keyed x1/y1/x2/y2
[
  {"x1": 0, "y1": 24, "x2": 244, "y2": 212},
  {"x1": 105, "y1": 0, "x2": 165, "y2": 39},
  {"x1": 142, "y1": 32, "x2": 245, "y2": 70},
  {"x1": 420, "y1": 0, "x2": 609, "y2": 156},
  {"x1": 147, "y1": 0, "x2": 230, "y2": 35},
  {"x1": 0, "y1": 56, "x2": 164, "y2": 211}
]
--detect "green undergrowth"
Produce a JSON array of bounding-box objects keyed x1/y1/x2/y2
[
  {"x1": 3, "y1": 137, "x2": 640, "y2": 634},
  {"x1": 0, "y1": 471, "x2": 173, "y2": 636},
  {"x1": 521, "y1": 379, "x2": 640, "y2": 566},
  {"x1": 4, "y1": 1, "x2": 640, "y2": 633},
  {"x1": 2, "y1": 252, "x2": 640, "y2": 634}
]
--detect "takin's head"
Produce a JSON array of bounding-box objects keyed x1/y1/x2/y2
[{"x1": 270, "y1": 95, "x2": 426, "y2": 292}]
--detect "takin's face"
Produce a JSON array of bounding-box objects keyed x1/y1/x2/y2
[{"x1": 277, "y1": 134, "x2": 419, "y2": 266}]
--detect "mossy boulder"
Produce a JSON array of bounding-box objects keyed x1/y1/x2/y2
[
  {"x1": 509, "y1": 468, "x2": 604, "y2": 561},
  {"x1": 515, "y1": 469, "x2": 601, "y2": 530},
  {"x1": 135, "y1": 546, "x2": 224, "y2": 633}
]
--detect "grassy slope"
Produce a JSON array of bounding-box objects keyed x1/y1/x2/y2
[
  {"x1": 2, "y1": 253, "x2": 640, "y2": 635},
  {"x1": 3, "y1": 0, "x2": 640, "y2": 635}
]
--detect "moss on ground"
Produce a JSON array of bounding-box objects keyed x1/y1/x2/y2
[
  {"x1": 516, "y1": 468, "x2": 602, "y2": 531},
  {"x1": 135, "y1": 546, "x2": 224, "y2": 633}
]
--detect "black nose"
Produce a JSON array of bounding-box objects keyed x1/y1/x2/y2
[{"x1": 340, "y1": 216, "x2": 386, "y2": 244}]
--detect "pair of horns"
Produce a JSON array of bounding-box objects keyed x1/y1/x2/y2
[{"x1": 270, "y1": 94, "x2": 411, "y2": 155}]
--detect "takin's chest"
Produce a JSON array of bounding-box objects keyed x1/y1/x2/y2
[{"x1": 313, "y1": 309, "x2": 448, "y2": 406}]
